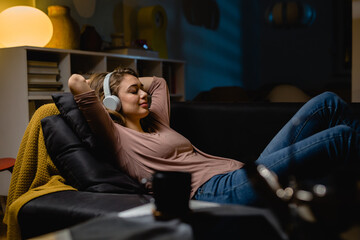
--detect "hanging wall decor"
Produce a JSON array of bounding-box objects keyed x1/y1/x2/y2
[
  {"x1": 182, "y1": 0, "x2": 220, "y2": 30},
  {"x1": 265, "y1": 1, "x2": 316, "y2": 28},
  {"x1": 73, "y1": 0, "x2": 96, "y2": 18}
]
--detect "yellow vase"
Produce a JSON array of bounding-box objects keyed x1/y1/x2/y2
[{"x1": 46, "y1": 5, "x2": 80, "y2": 49}]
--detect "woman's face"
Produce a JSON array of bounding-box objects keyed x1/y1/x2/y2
[{"x1": 117, "y1": 74, "x2": 150, "y2": 122}]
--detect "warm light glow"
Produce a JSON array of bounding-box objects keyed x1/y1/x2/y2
[{"x1": 0, "y1": 6, "x2": 53, "y2": 47}]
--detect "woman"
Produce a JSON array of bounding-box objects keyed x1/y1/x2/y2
[{"x1": 68, "y1": 67, "x2": 360, "y2": 206}]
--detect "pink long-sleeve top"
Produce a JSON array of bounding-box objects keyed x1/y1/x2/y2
[{"x1": 74, "y1": 76, "x2": 244, "y2": 198}]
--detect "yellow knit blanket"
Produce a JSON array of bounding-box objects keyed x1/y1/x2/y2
[{"x1": 3, "y1": 103, "x2": 76, "y2": 240}]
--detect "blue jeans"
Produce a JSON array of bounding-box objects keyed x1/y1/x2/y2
[{"x1": 194, "y1": 92, "x2": 360, "y2": 205}]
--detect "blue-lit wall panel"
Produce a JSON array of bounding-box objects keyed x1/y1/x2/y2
[{"x1": 180, "y1": 1, "x2": 243, "y2": 100}]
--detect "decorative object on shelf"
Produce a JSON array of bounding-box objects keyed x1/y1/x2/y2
[
  {"x1": 80, "y1": 25, "x2": 102, "y2": 51},
  {"x1": 46, "y1": 5, "x2": 80, "y2": 49},
  {"x1": 111, "y1": 32, "x2": 125, "y2": 48},
  {"x1": 137, "y1": 5, "x2": 168, "y2": 58},
  {"x1": 134, "y1": 39, "x2": 150, "y2": 50},
  {"x1": 0, "y1": 6, "x2": 53, "y2": 47},
  {"x1": 265, "y1": 1, "x2": 316, "y2": 28},
  {"x1": 108, "y1": 35, "x2": 159, "y2": 58},
  {"x1": 107, "y1": 48, "x2": 159, "y2": 58}
]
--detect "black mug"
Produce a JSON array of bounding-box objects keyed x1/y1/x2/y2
[{"x1": 152, "y1": 171, "x2": 192, "y2": 220}]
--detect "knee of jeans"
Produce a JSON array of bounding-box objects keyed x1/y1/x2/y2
[
  {"x1": 318, "y1": 91, "x2": 339, "y2": 102},
  {"x1": 313, "y1": 91, "x2": 346, "y2": 109},
  {"x1": 334, "y1": 125, "x2": 354, "y2": 138}
]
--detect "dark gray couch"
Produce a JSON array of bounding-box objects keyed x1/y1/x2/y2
[{"x1": 18, "y1": 94, "x2": 360, "y2": 239}]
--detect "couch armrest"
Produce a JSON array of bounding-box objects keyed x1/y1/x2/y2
[{"x1": 18, "y1": 191, "x2": 152, "y2": 239}]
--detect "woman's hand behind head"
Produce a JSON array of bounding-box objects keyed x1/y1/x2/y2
[{"x1": 69, "y1": 74, "x2": 92, "y2": 96}]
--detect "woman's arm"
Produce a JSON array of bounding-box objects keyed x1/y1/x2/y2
[
  {"x1": 68, "y1": 74, "x2": 92, "y2": 95},
  {"x1": 139, "y1": 77, "x2": 154, "y2": 92},
  {"x1": 69, "y1": 75, "x2": 153, "y2": 95},
  {"x1": 69, "y1": 74, "x2": 120, "y2": 155},
  {"x1": 145, "y1": 77, "x2": 171, "y2": 126}
]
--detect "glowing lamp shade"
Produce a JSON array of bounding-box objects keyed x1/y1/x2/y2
[{"x1": 0, "y1": 6, "x2": 53, "y2": 47}]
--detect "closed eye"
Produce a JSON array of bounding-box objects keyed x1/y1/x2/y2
[{"x1": 128, "y1": 83, "x2": 144, "y2": 94}]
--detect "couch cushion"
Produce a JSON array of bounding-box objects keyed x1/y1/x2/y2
[
  {"x1": 41, "y1": 93, "x2": 146, "y2": 194},
  {"x1": 52, "y1": 92, "x2": 96, "y2": 149},
  {"x1": 19, "y1": 191, "x2": 152, "y2": 239},
  {"x1": 170, "y1": 102, "x2": 303, "y2": 162}
]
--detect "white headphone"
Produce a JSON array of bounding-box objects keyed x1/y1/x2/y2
[{"x1": 103, "y1": 72, "x2": 121, "y2": 111}]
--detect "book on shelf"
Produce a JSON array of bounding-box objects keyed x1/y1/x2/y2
[
  {"x1": 28, "y1": 89, "x2": 64, "y2": 96},
  {"x1": 28, "y1": 82, "x2": 63, "y2": 88},
  {"x1": 28, "y1": 60, "x2": 58, "y2": 68},
  {"x1": 28, "y1": 66, "x2": 60, "y2": 75},
  {"x1": 28, "y1": 74, "x2": 59, "y2": 83},
  {"x1": 29, "y1": 86, "x2": 62, "y2": 91}
]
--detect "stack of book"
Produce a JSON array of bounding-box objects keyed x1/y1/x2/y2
[{"x1": 27, "y1": 60, "x2": 63, "y2": 96}]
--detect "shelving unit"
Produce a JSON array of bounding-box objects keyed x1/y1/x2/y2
[{"x1": 0, "y1": 46, "x2": 185, "y2": 158}]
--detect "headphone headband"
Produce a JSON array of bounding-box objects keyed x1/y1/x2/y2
[
  {"x1": 102, "y1": 71, "x2": 121, "y2": 111},
  {"x1": 103, "y1": 72, "x2": 114, "y2": 97}
]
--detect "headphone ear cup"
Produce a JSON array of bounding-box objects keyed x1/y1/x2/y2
[{"x1": 103, "y1": 95, "x2": 121, "y2": 111}]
